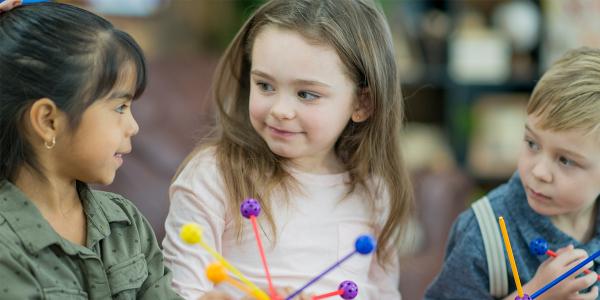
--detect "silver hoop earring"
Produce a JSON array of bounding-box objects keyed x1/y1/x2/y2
[{"x1": 44, "y1": 136, "x2": 56, "y2": 149}]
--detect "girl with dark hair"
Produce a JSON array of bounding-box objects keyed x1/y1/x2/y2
[{"x1": 0, "y1": 2, "x2": 182, "y2": 299}]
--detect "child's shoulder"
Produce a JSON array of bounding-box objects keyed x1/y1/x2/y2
[
  {"x1": 484, "y1": 171, "x2": 527, "y2": 216},
  {"x1": 452, "y1": 205, "x2": 480, "y2": 234},
  {"x1": 182, "y1": 146, "x2": 218, "y2": 168},
  {"x1": 453, "y1": 172, "x2": 524, "y2": 233},
  {"x1": 173, "y1": 146, "x2": 221, "y2": 183}
]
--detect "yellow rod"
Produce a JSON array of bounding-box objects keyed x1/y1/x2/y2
[
  {"x1": 499, "y1": 216, "x2": 524, "y2": 297},
  {"x1": 198, "y1": 240, "x2": 270, "y2": 300}
]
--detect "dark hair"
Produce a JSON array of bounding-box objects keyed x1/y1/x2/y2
[{"x1": 0, "y1": 3, "x2": 147, "y2": 184}]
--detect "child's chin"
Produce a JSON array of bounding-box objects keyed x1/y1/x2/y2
[
  {"x1": 89, "y1": 174, "x2": 116, "y2": 186},
  {"x1": 527, "y1": 198, "x2": 554, "y2": 216},
  {"x1": 267, "y1": 146, "x2": 294, "y2": 159}
]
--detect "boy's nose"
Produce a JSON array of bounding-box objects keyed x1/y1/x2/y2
[{"x1": 531, "y1": 159, "x2": 552, "y2": 183}]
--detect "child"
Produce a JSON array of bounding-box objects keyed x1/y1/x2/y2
[
  {"x1": 0, "y1": 2, "x2": 182, "y2": 299},
  {"x1": 425, "y1": 47, "x2": 600, "y2": 300},
  {"x1": 161, "y1": 0, "x2": 414, "y2": 299}
]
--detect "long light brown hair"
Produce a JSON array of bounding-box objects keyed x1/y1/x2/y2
[{"x1": 182, "y1": 0, "x2": 414, "y2": 264}]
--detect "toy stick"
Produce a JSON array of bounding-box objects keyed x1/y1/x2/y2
[
  {"x1": 312, "y1": 290, "x2": 343, "y2": 300},
  {"x1": 241, "y1": 199, "x2": 279, "y2": 300},
  {"x1": 285, "y1": 236, "x2": 375, "y2": 300},
  {"x1": 530, "y1": 249, "x2": 600, "y2": 299},
  {"x1": 311, "y1": 280, "x2": 358, "y2": 300},
  {"x1": 206, "y1": 262, "x2": 254, "y2": 296},
  {"x1": 499, "y1": 217, "x2": 525, "y2": 298},
  {"x1": 180, "y1": 223, "x2": 270, "y2": 300},
  {"x1": 529, "y1": 238, "x2": 600, "y2": 280}
]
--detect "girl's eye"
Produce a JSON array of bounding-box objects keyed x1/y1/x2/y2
[
  {"x1": 297, "y1": 91, "x2": 319, "y2": 101},
  {"x1": 525, "y1": 138, "x2": 539, "y2": 151},
  {"x1": 257, "y1": 82, "x2": 274, "y2": 92},
  {"x1": 115, "y1": 104, "x2": 128, "y2": 114},
  {"x1": 558, "y1": 156, "x2": 576, "y2": 167}
]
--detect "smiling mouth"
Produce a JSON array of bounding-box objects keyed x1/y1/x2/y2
[
  {"x1": 114, "y1": 153, "x2": 125, "y2": 165},
  {"x1": 268, "y1": 126, "x2": 300, "y2": 136}
]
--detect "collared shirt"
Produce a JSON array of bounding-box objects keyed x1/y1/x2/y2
[
  {"x1": 0, "y1": 180, "x2": 183, "y2": 300},
  {"x1": 424, "y1": 172, "x2": 600, "y2": 299}
]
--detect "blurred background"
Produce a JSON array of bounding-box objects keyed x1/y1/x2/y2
[{"x1": 56, "y1": 0, "x2": 600, "y2": 298}]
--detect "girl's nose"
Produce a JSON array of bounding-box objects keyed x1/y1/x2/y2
[
  {"x1": 270, "y1": 96, "x2": 295, "y2": 120},
  {"x1": 128, "y1": 113, "x2": 139, "y2": 137}
]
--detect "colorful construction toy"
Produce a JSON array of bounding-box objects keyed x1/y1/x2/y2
[
  {"x1": 499, "y1": 217, "x2": 600, "y2": 300},
  {"x1": 180, "y1": 198, "x2": 372, "y2": 300},
  {"x1": 529, "y1": 238, "x2": 600, "y2": 280}
]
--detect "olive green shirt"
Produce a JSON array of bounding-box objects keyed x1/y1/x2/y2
[{"x1": 0, "y1": 180, "x2": 183, "y2": 300}]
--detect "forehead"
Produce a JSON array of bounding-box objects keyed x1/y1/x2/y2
[
  {"x1": 250, "y1": 26, "x2": 351, "y2": 85},
  {"x1": 111, "y1": 63, "x2": 137, "y2": 93}
]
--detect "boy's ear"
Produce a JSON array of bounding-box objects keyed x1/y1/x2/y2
[
  {"x1": 351, "y1": 87, "x2": 372, "y2": 123},
  {"x1": 28, "y1": 98, "x2": 66, "y2": 146}
]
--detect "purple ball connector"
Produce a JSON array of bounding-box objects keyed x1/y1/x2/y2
[{"x1": 241, "y1": 198, "x2": 261, "y2": 219}]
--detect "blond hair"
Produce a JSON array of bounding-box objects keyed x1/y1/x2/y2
[
  {"x1": 184, "y1": 0, "x2": 413, "y2": 264},
  {"x1": 528, "y1": 47, "x2": 600, "y2": 136}
]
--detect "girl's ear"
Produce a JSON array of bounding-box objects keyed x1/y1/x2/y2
[
  {"x1": 351, "y1": 87, "x2": 372, "y2": 123},
  {"x1": 28, "y1": 98, "x2": 67, "y2": 147}
]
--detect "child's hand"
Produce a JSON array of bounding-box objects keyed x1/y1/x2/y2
[
  {"x1": 0, "y1": 0, "x2": 22, "y2": 12},
  {"x1": 198, "y1": 291, "x2": 234, "y2": 300},
  {"x1": 525, "y1": 244, "x2": 598, "y2": 299}
]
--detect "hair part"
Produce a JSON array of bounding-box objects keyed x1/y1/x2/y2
[
  {"x1": 0, "y1": 3, "x2": 147, "y2": 187},
  {"x1": 527, "y1": 47, "x2": 600, "y2": 137},
  {"x1": 188, "y1": 0, "x2": 413, "y2": 265}
]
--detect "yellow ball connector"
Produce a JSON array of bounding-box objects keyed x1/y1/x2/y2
[
  {"x1": 179, "y1": 223, "x2": 271, "y2": 300},
  {"x1": 180, "y1": 223, "x2": 202, "y2": 244}
]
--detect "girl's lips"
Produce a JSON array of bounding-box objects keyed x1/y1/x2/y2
[
  {"x1": 114, "y1": 153, "x2": 124, "y2": 166},
  {"x1": 268, "y1": 126, "x2": 300, "y2": 137}
]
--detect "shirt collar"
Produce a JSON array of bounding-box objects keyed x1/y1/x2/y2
[
  {"x1": 84, "y1": 189, "x2": 131, "y2": 247},
  {"x1": 0, "y1": 180, "x2": 131, "y2": 253}
]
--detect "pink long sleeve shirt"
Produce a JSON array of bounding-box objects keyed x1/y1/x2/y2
[{"x1": 162, "y1": 149, "x2": 401, "y2": 299}]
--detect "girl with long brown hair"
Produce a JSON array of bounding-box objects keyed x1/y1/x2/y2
[{"x1": 162, "y1": 1, "x2": 414, "y2": 299}]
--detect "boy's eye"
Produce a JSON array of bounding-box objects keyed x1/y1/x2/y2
[
  {"x1": 257, "y1": 82, "x2": 274, "y2": 92},
  {"x1": 525, "y1": 138, "x2": 539, "y2": 151},
  {"x1": 558, "y1": 156, "x2": 576, "y2": 167},
  {"x1": 297, "y1": 91, "x2": 319, "y2": 101}
]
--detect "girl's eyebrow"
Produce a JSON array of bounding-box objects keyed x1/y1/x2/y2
[
  {"x1": 108, "y1": 91, "x2": 133, "y2": 100},
  {"x1": 250, "y1": 69, "x2": 331, "y2": 88}
]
